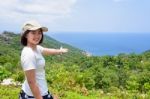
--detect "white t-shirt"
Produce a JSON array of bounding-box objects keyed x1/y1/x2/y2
[{"x1": 21, "y1": 45, "x2": 48, "y2": 96}]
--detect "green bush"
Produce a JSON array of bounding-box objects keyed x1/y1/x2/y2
[
  {"x1": 0, "y1": 66, "x2": 11, "y2": 81},
  {"x1": 0, "y1": 85, "x2": 20, "y2": 99},
  {"x1": 12, "y1": 70, "x2": 24, "y2": 82}
]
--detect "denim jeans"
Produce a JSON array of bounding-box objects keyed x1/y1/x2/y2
[{"x1": 19, "y1": 90, "x2": 53, "y2": 99}]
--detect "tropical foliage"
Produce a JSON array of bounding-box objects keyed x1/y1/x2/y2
[{"x1": 0, "y1": 31, "x2": 150, "y2": 99}]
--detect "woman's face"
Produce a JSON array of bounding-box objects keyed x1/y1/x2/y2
[{"x1": 26, "y1": 29, "x2": 42, "y2": 45}]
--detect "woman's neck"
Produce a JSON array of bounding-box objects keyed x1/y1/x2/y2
[{"x1": 27, "y1": 43, "x2": 37, "y2": 50}]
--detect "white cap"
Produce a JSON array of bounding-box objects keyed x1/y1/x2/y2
[{"x1": 22, "y1": 20, "x2": 48, "y2": 34}]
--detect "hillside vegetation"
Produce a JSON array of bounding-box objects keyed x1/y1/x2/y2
[{"x1": 0, "y1": 31, "x2": 150, "y2": 99}]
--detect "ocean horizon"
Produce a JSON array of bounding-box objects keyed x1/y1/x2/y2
[{"x1": 49, "y1": 33, "x2": 150, "y2": 56}]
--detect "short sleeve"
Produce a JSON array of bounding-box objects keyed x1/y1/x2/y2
[
  {"x1": 21, "y1": 48, "x2": 36, "y2": 71},
  {"x1": 37, "y1": 45, "x2": 44, "y2": 53}
]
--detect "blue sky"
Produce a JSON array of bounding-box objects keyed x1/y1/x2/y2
[{"x1": 0, "y1": 0, "x2": 150, "y2": 33}]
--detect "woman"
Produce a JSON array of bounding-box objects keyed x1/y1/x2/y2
[{"x1": 19, "y1": 20, "x2": 68, "y2": 99}]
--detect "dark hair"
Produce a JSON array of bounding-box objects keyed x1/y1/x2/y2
[{"x1": 21, "y1": 29, "x2": 44, "y2": 46}]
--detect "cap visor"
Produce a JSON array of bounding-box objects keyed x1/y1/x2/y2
[{"x1": 28, "y1": 26, "x2": 48, "y2": 32}]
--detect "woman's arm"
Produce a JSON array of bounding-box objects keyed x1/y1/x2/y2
[
  {"x1": 42, "y1": 47, "x2": 68, "y2": 56},
  {"x1": 25, "y1": 69, "x2": 42, "y2": 99}
]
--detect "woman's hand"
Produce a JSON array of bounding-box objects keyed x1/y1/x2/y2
[
  {"x1": 59, "y1": 47, "x2": 68, "y2": 54},
  {"x1": 42, "y1": 47, "x2": 68, "y2": 55}
]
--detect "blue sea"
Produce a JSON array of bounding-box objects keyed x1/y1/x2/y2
[{"x1": 49, "y1": 33, "x2": 150, "y2": 56}]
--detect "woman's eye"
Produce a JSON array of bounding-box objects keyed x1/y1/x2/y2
[{"x1": 39, "y1": 32, "x2": 42, "y2": 35}]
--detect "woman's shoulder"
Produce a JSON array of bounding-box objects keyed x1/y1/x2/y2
[
  {"x1": 37, "y1": 45, "x2": 44, "y2": 49},
  {"x1": 37, "y1": 45, "x2": 44, "y2": 53},
  {"x1": 21, "y1": 47, "x2": 33, "y2": 55}
]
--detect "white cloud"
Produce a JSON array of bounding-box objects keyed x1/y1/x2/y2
[
  {"x1": 0, "y1": 0, "x2": 77, "y2": 29},
  {"x1": 16, "y1": 0, "x2": 77, "y2": 15}
]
